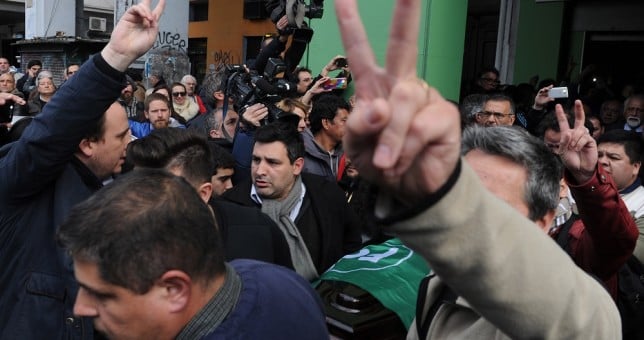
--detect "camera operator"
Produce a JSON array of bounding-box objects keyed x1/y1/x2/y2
[
  {"x1": 252, "y1": 0, "x2": 326, "y2": 78},
  {"x1": 251, "y1": 15, "x2": 312, "y2": 79}
]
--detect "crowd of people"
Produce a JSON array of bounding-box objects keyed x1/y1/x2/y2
[{"x1": 0, "y1": 0, "x2": 643, "y2": 339}]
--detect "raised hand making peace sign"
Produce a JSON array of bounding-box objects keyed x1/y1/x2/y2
[
  {"x1": 555, "y1": 100, "x2": 597, "y2": 183},
  {"x1": 336, "y1": 0, "x2": 461, "y2": 205}
]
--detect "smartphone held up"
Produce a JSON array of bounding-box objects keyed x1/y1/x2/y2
[
  {"x1": 322, "y1": 78, "x2": 348, "y2": 90},
  {"x1": 548, "y1": 87, "x2": 569, "y2": 99}
]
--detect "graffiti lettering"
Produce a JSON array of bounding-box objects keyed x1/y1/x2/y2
[
  {"x1": 153, "y1": 31, "x2": 187, "y2": 53},
  {"x1": 213, "y1": 50, "x2": 239, "y2": 66}
]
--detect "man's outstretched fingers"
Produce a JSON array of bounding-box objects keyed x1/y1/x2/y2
[{"x1": 385, "y1": 0, "x2": 421, "y2": 79}]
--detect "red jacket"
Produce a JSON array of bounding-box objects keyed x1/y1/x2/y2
[{"x1": 560, "y1": 166, "x2": 638, "y2": 300}]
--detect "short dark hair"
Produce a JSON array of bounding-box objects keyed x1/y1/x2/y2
[
  {"x1": 209, "y1": 142, "x2": 235, "y2": 174},
  {"x1": 254, "y1": 122, "x2": 304, "y2": 164},
  {"x1": 57, "y1": 169, "x2": 225, "y2": 294},
  {"x1": 127, "y1": 128, "x2": 214, "y2": 187},
  {"x1": 309, "y1": 94, "x2": 351, "y2": 134},
  {"x1": 293, "y1": 66, "x2": 312, "y2": 79},
  {"x1": 536, "y1": 111, "x2": 569, "y2": 137},
  {"x1": 83, "y1": 111, "x2": 107, "y2": 142},
  {"x1": 478, "y1": 67, "x2": 499, "y2": 79},
  {"x1": 597, "y1": 130, "x2": 642, "y2": 164},
  {"x1": 27, "y1": 59, "x2": 42, "y2": 69},
  {"x1": 66, "y1": 63, "x2": 80, "y2": 72},
  {"x1": 535, "y1": 111, "x2": 596, "y2": 138},
  {"x1": 144, "y1": 92, "x2": 171, "y2": 111},
  {"x1": 484, "y1": 93, "x2": 516, "y2": 115}
]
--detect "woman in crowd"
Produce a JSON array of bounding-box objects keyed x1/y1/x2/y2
[
  {"x1": 171, "y1": 82, "x2": 200, "y2": 123},
  {"x1": 27, "y1": 70, "x2": 56, "y2": 115}
]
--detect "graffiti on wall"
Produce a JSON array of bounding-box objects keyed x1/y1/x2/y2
[
  {"x1": 153, "y1": 31, "x2": 187, "y2": 53},
  {"x1": 213, "y1": 50, "x2": 240, "y2": 66}
]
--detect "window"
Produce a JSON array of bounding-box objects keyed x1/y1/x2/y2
[{"x1": 189, "y1": 0, "x2": 208, "y2": 22}]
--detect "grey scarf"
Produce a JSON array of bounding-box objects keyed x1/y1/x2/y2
[{"x1": 261, "y1": 176, "x2": 319, "y2": 280}]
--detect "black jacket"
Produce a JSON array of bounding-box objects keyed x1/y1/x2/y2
[
  {"x1": 222, "y1": 173, "x2": 362, "y2": 274},
  {"x1": 210, "y1": 198, "x2": 293, "y2": 269}
]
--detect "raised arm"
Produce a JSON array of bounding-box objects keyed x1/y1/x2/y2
[
  {"x1": 335, "y1": 0, "x2": 620, "y2": 338},
  {"x1": 557, "y1": 100, "x2": 638, "y2": 279},
  {"x1": 0, "y1": 0, "x2": 165, "y2": 200}
]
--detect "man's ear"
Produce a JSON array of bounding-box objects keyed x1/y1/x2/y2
[
  {"x1": 197, "y1": 182, "x2": 213, "y2": 203},
  {"x1": 535, "y1": 209, "x2": 556, "y2": 234},
  {"x1": 214, "y1": 91, "x2": 225, "y2": 102},
  {"x1": 157, "y1": 270, "x2": 192, "y2": 314},
  {"x1": 633, "y1": 161, "x2": 641, "y2": 176},
  {"x1": 78, "y1": 138, "x2": 94, "y2": 158},
  {"x1": 321, "y1": 118, "x2": 331, "y2": 130},
  {"x1": 209, "y1": 128, "x2": 222, "y2": 139},
  {"x1": 293, "y1": 157, "x2": 304, "y2": 175}
]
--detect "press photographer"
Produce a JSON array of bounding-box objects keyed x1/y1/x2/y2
[
  {"x1": 224, "y1": 58, "x2": 299, "y2": 128},
  {"x1": 251, "y1": 1, "x2": 325, "y2": 79}
]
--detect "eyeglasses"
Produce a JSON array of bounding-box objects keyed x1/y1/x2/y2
[
  {"x1": 626, "y1": 107, "x2": 644, "y2": 114},
  {"x1": 480, "y1": 77, "x2": 500, "y2": 85},
  {"x1": 172, "y1": 92, "x2": 186, "y2": 97},
  {"x1": 476, "y1": 111, "x2": 514, "y2": 120},
  {"x1": 67, "y1": 71, "x2": 76, "y2": 75}
]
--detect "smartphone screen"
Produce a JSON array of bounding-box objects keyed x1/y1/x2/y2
[
  {"x1": 323, "y1": 78, "x2": 348, "y2": 90},
  {"x1": 548, "y1": 87, "x2": 569, "y2": 99}
]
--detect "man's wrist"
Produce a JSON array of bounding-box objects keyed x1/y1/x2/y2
[{"x1": 101, "y1": 45, "x2": 132, "y2": 72}]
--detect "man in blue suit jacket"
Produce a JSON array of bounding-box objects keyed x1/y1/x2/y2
[{"x1": 0, "y1": 1, "x2": 165, "y2": 338}]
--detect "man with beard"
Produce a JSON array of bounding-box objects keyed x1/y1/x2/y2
[
  {"x1": 118, "y1": 76, "x2": 144, "y2": 122},
  {"x1": 622, "y1": 94, "x2": 644, "y2": 134},
  {"x1": 129, "y1": 92, "x2": 183, "y2": 138}
]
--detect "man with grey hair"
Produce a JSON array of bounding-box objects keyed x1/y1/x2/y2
[
  {"x1": 622, "y1": 94, "x2": 644, "y2": 133},
  {"x1": 337, "y1": 0, "x2": 621, "y2": 338},
  {"x1": 411, "y1": 102, "x2": 636, "y2": 338},
  {"x1": 199, "y1": 66, "x2": 228, "y2": 112},
  {"x1": 202, "y1": 107, "x2": 238, "y2": 152},
  {"x1": 187, "y1": 67, "x2": 238, "y2": 133},
  {"x1": 458, "y1": 93, "x2": 484, "y2": 128}
]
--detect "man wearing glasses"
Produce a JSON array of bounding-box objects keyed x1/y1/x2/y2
[{"x1": 474, "y1": 93, "x2": 516, "y2": 127}]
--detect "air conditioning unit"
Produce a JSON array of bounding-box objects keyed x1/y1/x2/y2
[{"x1": 89, "y1": 17, "x2": 107, "y2": 32}]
